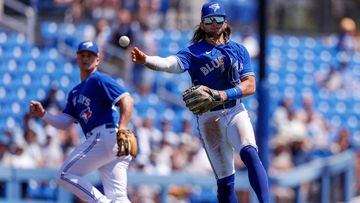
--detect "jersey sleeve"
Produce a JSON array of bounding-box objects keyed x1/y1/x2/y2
[
  {"x1": 239, "y1": 44, "x2": 254, "y2": 79},
  {"x1": 62, "y1": 90, "x2": 77, "y2": 119},
  {"x1": 100, "y1": 76, "x2": 128, "y2": 106},
  {"x1": 175, "y1": 47, "x2": 192, "y2": 71}
]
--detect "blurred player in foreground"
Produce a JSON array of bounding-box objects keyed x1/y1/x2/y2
[
  {"x1": 131, "y1": 1, "x2": 269, "y2": 202},
  {"x1": 30, "y1": 41, "x2": 136, "y2": 203}
]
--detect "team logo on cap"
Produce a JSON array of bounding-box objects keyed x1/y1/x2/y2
[
  {"x1": 209, "y1": 3, "x2": 220, "y2": 12},
  {"x1": 83, "y1": 41, "x2": 94, "y2": 48}
]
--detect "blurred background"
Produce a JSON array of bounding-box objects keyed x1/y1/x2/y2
[{"x1": 0, "y1": 0, "x2": 359, "y2": 202}]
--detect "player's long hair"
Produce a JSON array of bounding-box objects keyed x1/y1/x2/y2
[{"x1": 191, "y1": 24, "x2": 232, "y2": 44}]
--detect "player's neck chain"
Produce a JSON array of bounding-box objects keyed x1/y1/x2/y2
[{"x1": 206, "y1": 37, "x2": 225, "y2": 46}]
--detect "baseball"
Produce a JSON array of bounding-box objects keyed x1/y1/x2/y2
[{"x1": 118, "y1": 36, "x2": 130, "y2": 47}]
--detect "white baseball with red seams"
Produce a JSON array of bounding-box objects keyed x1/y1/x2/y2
[{"x1": 118, "y1": 36, "x2": 130, "y2": 47}]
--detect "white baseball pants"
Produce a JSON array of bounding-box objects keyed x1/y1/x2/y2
[
  {"x1": 197, "y1": 103, "x2": 258, "y2": 179},
  {"x1": 56, "y1": 124, "x2": 132, "y2": 203}
]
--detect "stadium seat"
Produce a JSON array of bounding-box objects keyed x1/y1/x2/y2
[{"x1": 41, "y1": 21, "x2": 60, "y2": 42}]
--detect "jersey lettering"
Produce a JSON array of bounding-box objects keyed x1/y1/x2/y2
[
  {"x1": 230, "y1": 58, "x2": 244, "y2": 72},
  {"x1": 77, "y1": 94, "x2": 91, "y2": 107},
  {"x1": 200, "y1": 56, "x2": 225, "y2": 76}
]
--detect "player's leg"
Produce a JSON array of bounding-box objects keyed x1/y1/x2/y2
[
  {"x1": 226, "y1": 105, "x2": 270, "y2": 203},
  {"x1": 217, "y1": 173, "x2": 237, "y2": 203},
  {"x1": 99, "y1": 129, "x2": 132, "y2": 203},
  {"x1": 99, "y1": 157, "x2": 131, "y2": 203},
  {"x1": 56, "y1": 131, "x2": 115, "y2": 202},
  {"x1": 197, "y1": 112, "x2": 238, "y2": 203}
]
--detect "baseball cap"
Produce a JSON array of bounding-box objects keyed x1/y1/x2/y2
[
  {"x1": 201, "y1": 1, "x2": 227, "y2": 20},
  {"x1": 77, "y1": 41, "x2": 99, "y2": 56}
]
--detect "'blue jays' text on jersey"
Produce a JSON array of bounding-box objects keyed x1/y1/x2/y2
[
  {"x1": 176, "y1": 40, "x2": 254, "y2": 90},
  {"x1": 63, "y1": 71, "x2": 128, "y2": 134}
]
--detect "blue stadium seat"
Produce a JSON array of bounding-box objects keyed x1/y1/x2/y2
[
  {"x1": 0, "y1": 31, "x2": 8, "y2": 46},
  {"x1": 21, "y1": 73, "x2": 32, "y2": 86},
  {"x1": 153, "y1": 29, "x2": 164, "y2": 42},
  {"x1": 287, "y1": 36, "x2": 301, "y2": 48},
  {"x1": 169, "y1": 30, "x2": 182, "y2": 42},
  {"x1": 8, "y1": 33, "x2": 26, "y2": 46},
  {"x1": 302, "y1": 36, "x2": 317, "y2": 49},
  {"x1": 268, "y1": 35, "x2": 285, "y2": 47},
  {"x1": 41, "y1": 21, "x2": 58, "y2": 41}
]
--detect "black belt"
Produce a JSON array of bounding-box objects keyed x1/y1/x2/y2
[{"x1": 210, "y1": 100, "x2": 237, "y2": 112}]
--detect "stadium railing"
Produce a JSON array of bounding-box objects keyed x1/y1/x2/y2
[
  {"x1": 0, "y1": 0, "x2": 35, "y2": 43},
  {"x1": 0, "y1": 149, "x2": 355, "y2": 203}
]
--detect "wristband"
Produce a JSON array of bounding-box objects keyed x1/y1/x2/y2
[{"x1": 224, "y1": 86, "x2": 243, "y2": 101}]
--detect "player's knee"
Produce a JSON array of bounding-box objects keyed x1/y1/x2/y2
[{"x1": 240, "y1": 145, "x2": 260, "y2": 166}]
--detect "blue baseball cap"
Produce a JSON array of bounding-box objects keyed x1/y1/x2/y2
[
  {"x1": 77, "y1": 41, "x2": 99, "y2": 56},
  {"x1": 201, "y1": 1, "x2": 226, "y2": 20}
]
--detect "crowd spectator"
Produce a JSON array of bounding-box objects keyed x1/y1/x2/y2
[
  {"x1": 316, "y1": 61, "x2": 360, "y2": 94},
  {"x1": 332, "y1": 127, "x2": 352, "y2": 153},
  {"x1": 316, "y1": 64, "x2": 343, "y2": 91},
  {"x1": 41, "y1": 86, "x2": 63, "y2": 112},
  {"x1": 269, "y1": 137, "x2": 295, "y2": 203},
  {"x1": 161, "y1": 119, "x2": 180, "y2": 147},
  {"x1": 91, "y1": 0, "x2": 119, "y2": 21},
  {"x1": 131, "y1": 21, "x2": 157, "y2": 93},
  {"x1": 64, "y1": 0, "x2": 87, "y2": 25},
  {"x1": 41, "y1": 125, "x2": 64, "y2": 168},
  {"x1": 135, "y1": 117, "x2": 162, "y2": 166},
  {"x1": 242, "y1": 27, "x2": 260, "y2": 58},
  {"x1": 110, "y1": 8, "x2": 135, "y2": 49},
  {"x1": 109, "y1": 8, "x2": 137, "y2": 82},
  {"x1": 23, "y1": 127, "x2": 44, "y2": 167},
  {"x1": 272, "y1": 97, "x2": 294, "y2": 129},
  {"x1": 337, "y1": 17, "x2": 358, "y2": 53},
  {"x1": 94, "y1": 18, "x2": 111, "y2": 49}
]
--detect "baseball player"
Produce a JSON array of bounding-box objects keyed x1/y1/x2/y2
[
  {"x1": 131, "y1": 1, "x2": 270, "y2": 203},
  {"x1": 29, "y1": 41, "x2": 137, "y2": 203}
]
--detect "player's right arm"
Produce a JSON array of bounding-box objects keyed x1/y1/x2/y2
[
  {"x1": 131, "y1": 47, "x2": 183, "y2": 73},
  {"x1": 30, "y1": 100, "x2": 75, "y2": 129}
]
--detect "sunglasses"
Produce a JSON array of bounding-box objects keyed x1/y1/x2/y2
[{"x1": 203, "y1": 16, "x2": 225, "y2": 25}]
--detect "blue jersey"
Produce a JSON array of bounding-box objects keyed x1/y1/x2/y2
[
  {"x1": 63, "y1": 71, "x2": 127, "y2": 134},
  {"x1": 176, "y1": 40, "x2": 254, "y2": 90}
]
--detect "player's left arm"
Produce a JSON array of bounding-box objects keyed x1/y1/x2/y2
[
  {"x1": 217, "y1": 75, "x2": 255, "y2": 101},
  {"x1": 116, "y1": 93, "x2": 134, "y2": 129},
  {"x1": 237, "y1": 75, "x2": 256, "y2": 97},
  {"x1": 219, "y1": 44, "x2": 256, "y2": 101},
  {"x1": 115, "y1": 93, "x2": 138, "y2": 157}
]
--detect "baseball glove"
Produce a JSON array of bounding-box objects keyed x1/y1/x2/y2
[
  {"x1": 116, "y1": 129, "x2": 138, "y2": 158},
  {"x1": 182, "y1": 85, "x2": 223, "y2": 115}
]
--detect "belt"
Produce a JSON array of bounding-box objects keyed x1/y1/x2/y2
[
  {"x1": 87, "y1": 123, "x2": 116, "y2": 138},
  {"x1": 210, "y1": 100, "x2": 237, "y2": 112}
]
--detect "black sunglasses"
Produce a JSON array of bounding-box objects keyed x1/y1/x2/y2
[{"x1": 203, "y1": 16, "x2": 225, "y2": 25}]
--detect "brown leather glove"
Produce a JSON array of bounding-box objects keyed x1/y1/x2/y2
[
  {"x1": 182, "y1": 85, "x2": 223, "y2": 115},
  {"x1": 116, "y1": 129, "x2": 138, "y2": 158}
]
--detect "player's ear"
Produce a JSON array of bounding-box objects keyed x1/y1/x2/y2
[{"x1": 95, "y1": 56, "x2": 100, "y2": 64}]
